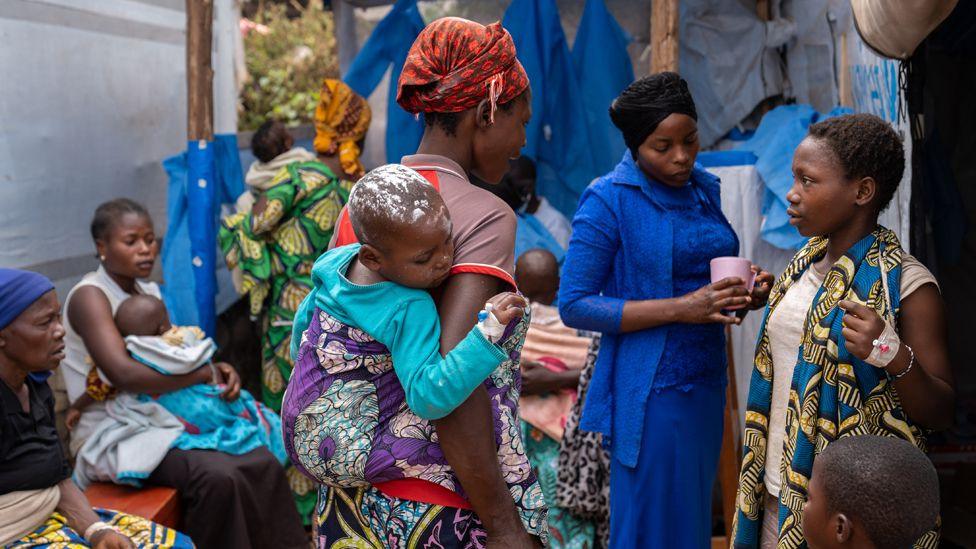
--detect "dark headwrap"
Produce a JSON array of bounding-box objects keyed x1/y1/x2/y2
[
  {"x1": 609, "y1": 72, "x2": 698, "y2": 157},
  {"x1": 0, "y1": 268, "x2": 54, "y2": 330},
  {"x1": 397, "y1": 17, "x2": 529, "y2": 122}
]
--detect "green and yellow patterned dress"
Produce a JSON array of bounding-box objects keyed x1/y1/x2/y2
[{"x1": 219, "y1": 160, "x2": 352, "y2": 522}]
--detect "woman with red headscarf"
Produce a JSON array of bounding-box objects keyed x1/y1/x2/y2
[{"x1": 287, "y1": 16, "x2": 546, "y2": 549}]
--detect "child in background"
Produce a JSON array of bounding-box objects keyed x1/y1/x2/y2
[
  {"x1": 802, "y1": 435, "x2": 939, "y2": 549},
  {"x1": 516, "y1": 248, "x2": 588, "y2": 396},
  {"x1": 68, "y1": 294, "x2": 286, "y2": 487},
  {"x1": 515, "y1": 247, "x2": 609, "y2": 548},
  {"x1": 282, "y1": 164, "x2": 526, "y2": 490}
]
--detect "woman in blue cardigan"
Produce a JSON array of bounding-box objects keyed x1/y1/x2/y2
[{"x1": 559, "y1": 73, "x2": 773, "y2": 548}]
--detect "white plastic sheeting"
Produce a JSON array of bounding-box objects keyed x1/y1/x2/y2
[
  {"x1": 709, "y1": 162, "x2": 795, "y2": 424},
  {"x1": 847, "y1": 32, "x2": 913, "y2": 249},
  {"x1": 0, "y1": 0, "x2": 240, "y2": 302},
  {"x1": 680, "y1": 0, "x2": 784, "y2": 147},
  {"x1": 0, "y1": 0, "x2": 185, "y2": 299}
]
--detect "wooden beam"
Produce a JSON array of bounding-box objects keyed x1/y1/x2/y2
[
  {"x1": 718, "y1": 325, "x2": 742, "y2": 537},
  {"x1": 187, "y1": 0, "x2": 214, "y2": 141},
  {"x1": 650, "y1": 0, "x2": 679, "y2": 73},
  {"x1": 839, "y1": 33, "x2": 853, "y2": 107},
  {"x1": 757, "y1": 0, "x2": 771, "y2": 21}
]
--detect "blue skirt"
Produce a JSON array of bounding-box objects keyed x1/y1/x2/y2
[{"x1": 609, "y1": 383, "x2": 726, "y2": 549}]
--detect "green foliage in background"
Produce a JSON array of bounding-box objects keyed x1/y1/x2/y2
[{"x1": 240, "y1": 1, "x2": 338, "y2": 131}]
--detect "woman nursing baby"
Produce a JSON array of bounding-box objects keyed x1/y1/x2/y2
[{"x1": 68, "y1": 294, "x2": 285, "y2": 491}]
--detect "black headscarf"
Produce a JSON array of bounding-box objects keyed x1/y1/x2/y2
[{"x1": 609, "y1": 72, "x2": 698, "y2": 158}]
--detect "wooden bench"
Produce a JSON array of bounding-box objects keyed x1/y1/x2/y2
[{"x1": 84, "y1": 483, "x2": 181, "y2": 530}]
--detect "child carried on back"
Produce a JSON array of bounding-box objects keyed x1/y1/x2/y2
[
  {"x1": 282, "y1": 164, "x2": 526, "y2": 489},
  {"x1": 69, "y1": 295, "x2": 285, "y2": 489}
]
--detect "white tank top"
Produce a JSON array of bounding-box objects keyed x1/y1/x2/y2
[
  {"x1": 763, "y1": 253, "x2": 938, "y2": 496},
  {"x1": 57, "y1": 267, "x2": 160, "y2": 453}
]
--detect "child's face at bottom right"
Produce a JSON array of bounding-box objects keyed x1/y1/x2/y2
[{"x1": 803, "y1": 460, "x2": 838, "y2": 549}]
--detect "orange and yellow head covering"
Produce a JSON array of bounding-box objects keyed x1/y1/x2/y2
[{"x1": 313, "y1": 79, "x2": 372, "y2": 179}]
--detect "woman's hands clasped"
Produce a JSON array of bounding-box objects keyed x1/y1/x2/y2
[{"x1": 677, "y1": 265, "x2": 773, "y2": 325}]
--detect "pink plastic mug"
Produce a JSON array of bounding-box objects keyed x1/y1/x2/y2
[{"x1": 710, "y1": 257, "x2": 756, "y2": 310}]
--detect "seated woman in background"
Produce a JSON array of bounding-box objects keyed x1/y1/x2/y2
[
  {"x1": 474, "y1": 157, "x2": 569, "y2": 264},
  {"x1": 0, "y1": 268, "x2": 191, "y2": 549},
  {"x1": 62, "y1": 199, "x2": 306, "y2": 549}
]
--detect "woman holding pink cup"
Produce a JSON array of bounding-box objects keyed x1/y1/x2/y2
[{"x1": 558, "y1": 73, "x2": 774, "y2": 547}]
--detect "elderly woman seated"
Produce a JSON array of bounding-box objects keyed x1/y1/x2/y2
[{"x1": 0, "y1": 268, "x2": 191, "y2": 548}]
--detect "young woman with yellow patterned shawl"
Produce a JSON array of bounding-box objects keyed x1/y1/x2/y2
[
  {"x1": 732, "y1": 114, "x2": 954, "y2": 549},
  {"x1": 218, "y1": 79, "x2": 371, "y2": 522}
]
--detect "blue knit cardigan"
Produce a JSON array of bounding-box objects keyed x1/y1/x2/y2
[{"x1": 558, "y1": 153, "x2": 738, "y2": 467}]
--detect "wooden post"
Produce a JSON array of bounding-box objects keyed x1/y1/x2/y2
[
  {"x1": 718, "y1": 326, "x2": 742, "y2": 538},
  {"x1": 184, "y1": 0, "x2": 217, "y2": 336},
  {"x1": 839, "y1": 33, "x2": 853, "y2": 107},
  {"x1": 187, "y1": 0, "x2": 214, "y2": 141},
  {"x1": 650, "y1": 0, "x2": 679, "y2": 73},
  {"x1": 756, "y1": 0, "x2": 771, "y2": 21}
]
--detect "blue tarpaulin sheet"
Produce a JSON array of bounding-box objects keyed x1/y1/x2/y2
[
  {"x1": 503, "y1": 0, "x2": 598, "y2": 218},
  {"x1": 515, "y1": 213, "x2": 566, "y2": 265},
  {"x1": 161, "y1": 134, "x2": 244, "y2": 335},
  {"x1": 343, "y1": 0, "x2": 426, "y2": 164},
  {"x1": 572, "y1": 0, "x2": 634, "y2": 177}
]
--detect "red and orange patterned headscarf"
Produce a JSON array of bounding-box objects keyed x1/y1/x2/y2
[{"x1": 397, "y1": 17, "x2": 529, "y2": 121}]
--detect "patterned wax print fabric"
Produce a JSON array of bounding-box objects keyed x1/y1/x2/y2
[
  {"x1": 521, "y1": 422, "x2": 596, "y2": 549},
  {"x1": 218, "y1": 160, "x2": 352, "y2": 522},
  {"x1": 397, "y1": 18, "x2": 528, "y2": 117},
  {"x1": 286, "y1": 306, "x2": 549, "y2": 545},
  {"x1": 4, "y1": 509, "x2": 193, "y2": 549},
  {"x1": 312, "y1": 79, "x2": 371, "y2": 179},
  {"x1": 732, "y1": 226, "x2": 938, "y2": 549}
]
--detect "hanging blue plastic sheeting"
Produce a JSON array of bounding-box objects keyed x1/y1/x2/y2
[
  {"x1": 161, "y1": 134, "x2": 244, "y2": 335},
  {"x1": 572, "y1": 0, "x2": 634, "y2": 177},
  {"x1": 735, "y1": 104, "x2": 852, "y2": 250},
  {"x1": 515, "y1": 213, "x2": 566, "y2": 266},
  {"x1": 343, "y1": 0, "x2": 425, "y2": 164},
  {"x1": 503, "y1": 0, "x2": 598, "y2": 219}
]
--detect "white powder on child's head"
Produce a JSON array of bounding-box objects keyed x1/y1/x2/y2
[{"x1": 348, "y1": 164, "x2": 449, "y2": 241}]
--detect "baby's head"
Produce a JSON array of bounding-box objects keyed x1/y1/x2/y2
[
  {"x1": 348, "y1": 164, "x2": 454, "y2": 289},
  {"x1": 515, "y1": 248, "x2": 559, "y2": 305},
  {"x1": 803, "y1": 435, "x2": 939, "y2": 549},
  {"x1": 251, "y1": 119, "x2": 294, "y2": 163},
  {"x1": 115, "y1": 294, "x2": 172, "y2": 338}
]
